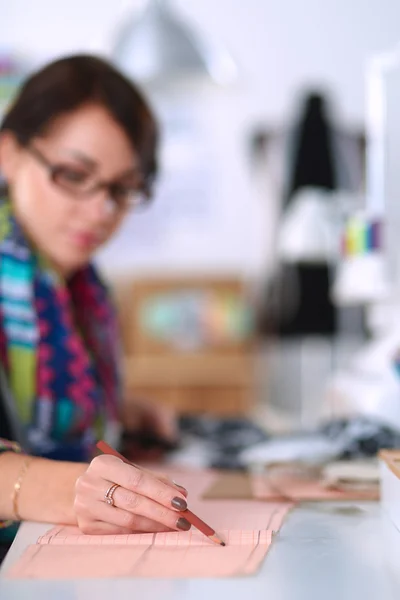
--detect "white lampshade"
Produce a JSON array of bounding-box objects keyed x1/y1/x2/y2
[
  {"x1": 112, "y1": 0, "x2": 237, "y2": 85},
  {"x1": 278, "y1": 188, "x2": 339, "y2": 264}
]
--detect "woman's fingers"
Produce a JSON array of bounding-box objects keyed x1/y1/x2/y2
[
  {"x1": 75, "y1": 486, "x2": 187, "y2": 535},
  {"x1": 75, "y1": 479, "x2": 176, "y2": 534},
  {"x1": 86, "y1": 501, "x2": 183, "y2": 533},
  {"x1": 134, "y1": 465, "x2": 188, "y2": 497},
  {"x1": 97, "y1": 481, "x2": 191, "y2": 531},
  {"x1": 126, "y1": 397, "x2": 178, "y2": 442},
  {"x1": 75, "y1": 456, "x2": 191, "y2": 533},
  {"x1": 148, "y1": 403, "x2": 178, "y2": 441},
  {"x1": 90, "y1": 456, "x2": 188, "y2": 513},
  {"x1": 93, "y1": 454, "x2": 188, "y2": 497}
]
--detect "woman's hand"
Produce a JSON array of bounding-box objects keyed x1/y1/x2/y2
[
  {"x1": 74, "y1": 454, "x2": 190, "y2": 535},
  {"x1": 124, "y1": 397, "x2": 179, "y2": 443}
]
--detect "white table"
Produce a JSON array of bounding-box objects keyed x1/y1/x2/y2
[{"x1": 1, "y1": 502, "x2": 400, "y2": 600}]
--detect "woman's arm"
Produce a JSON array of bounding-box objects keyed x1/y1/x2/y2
[
  {"x1": 0, "y1": 451, "x2": 86, "y2": 524},
  {"x1": 0, "y1": 445, "x2": 190, "y2": 535}
]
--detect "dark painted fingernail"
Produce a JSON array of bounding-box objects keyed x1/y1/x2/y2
[
  {"x1": 171, "y1": 496, "x2": 187, "y2": 511},
  {"x1": 176, "y1": 517, "x2": 191, "y2": 531},
  {"x1": 173, "y1": 482, "x2": 188, "y2": 495}
]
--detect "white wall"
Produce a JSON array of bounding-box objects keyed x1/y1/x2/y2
[
  {"x1": 1, "y1": 0, "x2": 399, "y2": 122},
  {"x1": 1, "y1": 0, "x2": 399, "y2": 275},
  {"x1": 179, "y1": 0, "x2": 400, "y2": 123}
]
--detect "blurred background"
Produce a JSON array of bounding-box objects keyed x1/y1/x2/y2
[{"x1": 3, "y1": 0, "x2": 400, "y2": 465}]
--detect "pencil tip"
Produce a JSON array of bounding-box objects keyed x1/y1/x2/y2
[{"x1": 209, "y1": 534, "x2": 225, "y2": 546}]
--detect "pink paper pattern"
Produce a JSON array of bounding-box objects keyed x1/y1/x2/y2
[{"x1": 6, "y1": 469, "x2": 292, "y2": 580}]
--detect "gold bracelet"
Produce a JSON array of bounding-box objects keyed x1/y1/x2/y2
[{"x1": 11, "y1": 458, "x2": 32, "y2": 521}]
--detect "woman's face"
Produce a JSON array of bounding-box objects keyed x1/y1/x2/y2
[{"x1": 0, "y1": 103, "x2": 142, "y2": 275}]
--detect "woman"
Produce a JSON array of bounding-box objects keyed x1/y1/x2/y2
[
  {"x1": 0, "y1": 53, "x2": 176, "y2": 462},
  {"x1": 0, "y1": 54, "x2": 185, "y2": 554}
]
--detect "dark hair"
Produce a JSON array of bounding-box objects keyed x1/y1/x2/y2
[{"x1": 1, "y1": 54, "x2": 158, "y2": 196}]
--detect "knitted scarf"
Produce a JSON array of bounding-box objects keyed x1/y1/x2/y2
[{"x1": 0, "y1": 199, "x2": 120, "y2": 460}]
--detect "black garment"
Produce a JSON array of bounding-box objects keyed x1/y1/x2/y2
[
  {"x1": 260, "y1": 263, "x2": 336, "y2": 336},
  {"x1": 261, "y1": 91, "x2": 347, "y2": 337},
  {"x1": 284, "y1": 92, "x2": 336, "y2": 208}
]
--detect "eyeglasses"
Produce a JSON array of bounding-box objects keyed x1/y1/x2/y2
[{"x1": 27, "y1": 145, "x2": 152, "y2": 213}]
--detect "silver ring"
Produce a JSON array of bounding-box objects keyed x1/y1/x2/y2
[{"x1": 104, "y1": 483, "x2": 120, "y2": 507}]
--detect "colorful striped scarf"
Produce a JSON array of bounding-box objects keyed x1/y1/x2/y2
[{"x1": 0, "y1": 199, "x2": 121, "y2": 460}]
